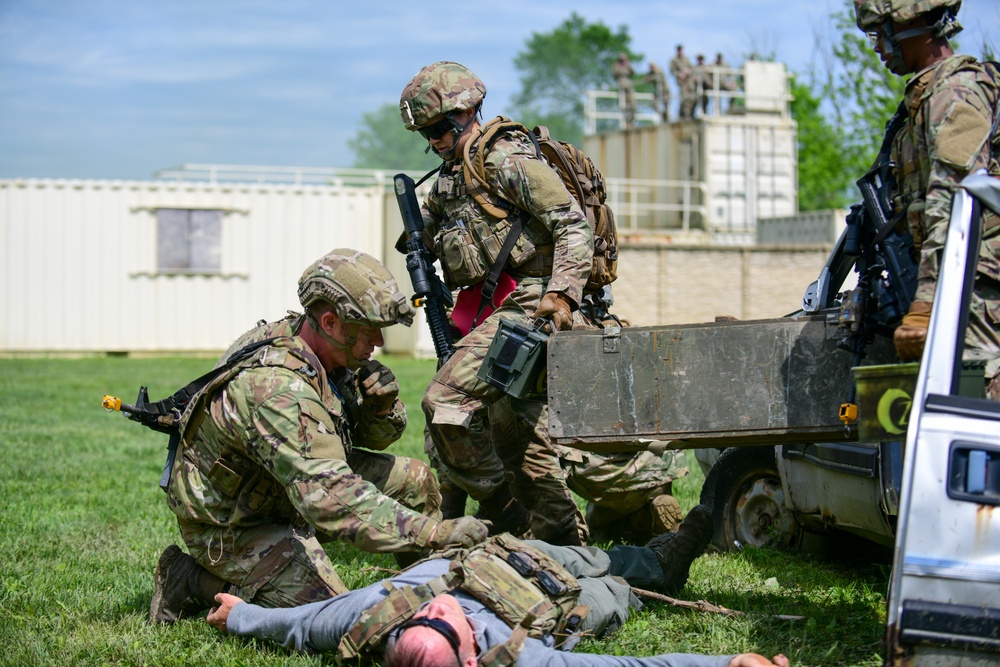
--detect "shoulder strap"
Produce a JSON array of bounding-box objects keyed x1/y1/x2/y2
[
  {"x1": 464, "y1": 118, "x2": 547, "y2": 324},
  {"x1": 337, "y1": 570, "x2": 462, "y2": 661},
  {"x1": 150, "y1": 336, "x2": 278, "y2": 490},
  {"x1": 462, "y1": 116, "x2": 535, "y2": 219}
]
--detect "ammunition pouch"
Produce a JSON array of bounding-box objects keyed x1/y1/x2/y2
[{"x1": 476, "y1": 319, "x2": 549, "y2": 400}]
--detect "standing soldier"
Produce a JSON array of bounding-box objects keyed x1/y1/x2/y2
[
  {"x1": 398, "y1": 61, "x2": 595, "y2": 546},
  {"x1": 855, "y1": 0, "x2": 1000, "y2": 396},
  {"x1": 670, "y1": 44, "x2": 696, "y2": 120},
  {"x1": 613, "y1": 52, "x2": 638, "y2": 128},
  {"x1": 715, "y1": 52, "x2": 737, "y2": 112},
  {"x1": 149, "y1": 249, "x2": 488, "y2": 623},
  {"x1": 693, "y1": 54, "x2": 711, "y2": 117},
  {"x1": 645, "y1": 61, "x2": 671, "y2": 123}
]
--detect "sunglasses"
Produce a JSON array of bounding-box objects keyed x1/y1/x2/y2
[
  {"x1": 418, "y1": 116, "x2": 455, "y2": 141},
  {"x1": 395, "y1": 616, "x2": 463, "y2": 663}
]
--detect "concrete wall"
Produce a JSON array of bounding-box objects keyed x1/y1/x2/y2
[{"x1": 609, "y1": 242, "x2": 831, "y2": 327}]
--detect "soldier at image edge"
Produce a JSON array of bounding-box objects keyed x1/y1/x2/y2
[
  {"x1": 149, "y1": 248, "x2": 491, "y2": 623},
  {"x1": 855, "y1": 0, "x2": 1000, "y2": 397}
]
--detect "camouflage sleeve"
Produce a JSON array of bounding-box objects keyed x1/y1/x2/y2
[
  {"x1": 234, "y1": 370, "x2": 437, "y2": 552},
  {"x1": 352, "y1": 399, "x2": 407, "y2": 451},
  {"x1": 914, "y1": 73, "x2": 994, "y2": 303},
  {"x1": 488, "y1": 134, "x2": 594, "y2": 306}
]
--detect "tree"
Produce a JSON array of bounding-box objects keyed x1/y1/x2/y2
[
  {"x1": 792, "y1": 0, "x2": 908, "y2": 209},
  {"x1": 790, "y1": 77, "x2": 851, "y2": 211},
  {"x1": 348, "y1": 103, "x2": 440, "y2": 172},
  {"x1": 508, "y1": 13, "x2": 639, "y2": 146},
  {"x1": 822, "y1": 2, "x2": 907, "y2": 180}
]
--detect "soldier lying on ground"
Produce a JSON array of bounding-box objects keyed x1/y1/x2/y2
[
  {"x1": 206, "y1": 506, "x2": 788, "y2": 666},
  {"x1": 150, "y1": 248, "x2": 489, "y2": 623}
]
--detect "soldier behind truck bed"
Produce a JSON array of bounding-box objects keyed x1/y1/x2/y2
[{"x1": 855, "y1": 0, "x2": 1000, "y2": 397}]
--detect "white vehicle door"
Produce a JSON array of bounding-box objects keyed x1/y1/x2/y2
[{"x1": 886, "y1": 173, "x2": 1000, "y2": 666}]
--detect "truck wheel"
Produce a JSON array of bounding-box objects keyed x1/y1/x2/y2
[{"x1": 699, "y1": 447, "x2": 800, "y2": 552}]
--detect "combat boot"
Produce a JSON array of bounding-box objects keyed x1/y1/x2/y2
[
  {"x1": 149, "y1": 545, "x2": 229, "y2": 624},
  {"x1": 474, "y1": 483, "x2": 532, "y2": 537},
  {"x1": 645, "y1": 504, "x2": 713, "y2": 595},
  {"x1": 646, "y1": 494, "x2": 684, "y2": 535}
]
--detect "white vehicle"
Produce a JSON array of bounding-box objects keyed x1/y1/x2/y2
[{"x1": 884, "y1": 173, "x2": 1000, "y2": 664}]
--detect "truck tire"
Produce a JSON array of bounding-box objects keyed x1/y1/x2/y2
[{"x1": 699, "y1": 447, "x2": 800, "y2": 552}]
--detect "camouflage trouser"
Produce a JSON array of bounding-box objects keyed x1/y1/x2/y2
[
  {"x1": 524, "y1": 539, "x2": 660, "y2": 638},
  {"x1": 178, "y1": 450, "x2": 441, "y2": 608},
  {"x1": 561, "y1": 445, "x2": 689, "y2": 544},
  {"x1": 963, "y1": 271, "x2": 1000, "y2": 398},
  {"x1": 422, "y1": 281, "x2": 585, "y2": 545}
]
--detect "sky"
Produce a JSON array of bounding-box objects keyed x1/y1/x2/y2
[{"x1": 1, "y1": 0, "x2": 997, "y2": 181}]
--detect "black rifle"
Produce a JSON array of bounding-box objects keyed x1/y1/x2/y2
[
  {"x1": 393, "y1": 172, "x2": 455, "y2": 365},
  {"x1": 102, "y1": 336, "x2": 277, "y2": 490}
]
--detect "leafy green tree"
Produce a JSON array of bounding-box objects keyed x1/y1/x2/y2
[
  {"x1": 822, "y1": 1, "x2": 908, "y2": 180},
  {"x1": 348, "y1": 103, "x2": 440, "y2": 172},
  {"x1": 792, "y1": 0, "x2": 908, "y2": 209},
  {"x1": 508, "y1": 12, "x2": 639, "y2": 146},
  {"x1": 791, "y1": 77, "x2": 850, "y2": 210}
]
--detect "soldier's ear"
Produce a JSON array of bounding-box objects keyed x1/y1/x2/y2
[{"x1": 319, "y1": 310, "x2": 341, "y2": 335}]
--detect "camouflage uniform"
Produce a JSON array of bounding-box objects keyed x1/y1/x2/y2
[
  {"x1": 692, "y1": 55, "x2": 711, "y2": 116},
  {"x1": 564, "y1": 446, "x2": 689, "y2": 545},
  {"x1": 645, "y1": 63, "x2": 671, "y2": 123},
  {"x1": 670, "y1": 49, "x2": 696, "y2": 120},
  {"x1": 419, "y1": 128, "x2": 594, "y2": 540},
  {"x1": 166, "y1": 312, "x2": 443, "y2": 608},
  {"x1": 613, "y1": 54, "x2": 637, "y2": 128},
  {"x1": 400, "y1": 62, "x2": 594, "y2": 547},
  {"x1": 486, "y1": 396, "x2": 689, "y2": 545},
  {"x1": 890, "y1": 57, "x2": 1000, "y2": 385}
]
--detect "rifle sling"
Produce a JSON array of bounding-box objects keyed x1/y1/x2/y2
[
  {"x1": 473, "y1": 214, "x2": 526, "y2": 328},
  {"x1": 154, "y1": 336, "x2": 279, "y2": 491}
]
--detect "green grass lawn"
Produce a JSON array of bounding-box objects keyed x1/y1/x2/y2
[{"x1": 0, "y1": 355, "x2": 889, "y2": 666}]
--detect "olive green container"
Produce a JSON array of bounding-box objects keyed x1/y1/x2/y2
[
  {"x1": 853, "y1": 362, "x2": 985, "y2": 441},
  {"x1": 477, "y1": 319, "x2": 549, "y2": 400}
]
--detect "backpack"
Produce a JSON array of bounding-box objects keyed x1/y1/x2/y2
[{"x1": 463, "y1": 116, "x2": 619, "y2": 294}]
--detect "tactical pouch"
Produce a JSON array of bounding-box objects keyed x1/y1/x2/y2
[{"x1": 476, "y1": 319, "x2": 548, "y2": 399}]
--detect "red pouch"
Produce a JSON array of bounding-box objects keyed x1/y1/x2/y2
[{"x1": 451, "y1": 272, "x2": 518, "y2": 337}]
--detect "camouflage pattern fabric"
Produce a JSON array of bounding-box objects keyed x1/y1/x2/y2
[
  {"x1": 645, "y1": 64, "x2": 671, "y2": 122},
  {"x1": 420, "y1": 127, "x2": 593, "y2": 545},
  {"x1": 489, "y1": 397, "x2": 589, "y2": 545},
  {"x1": 297, "y1": 248, "x2": 414, "y2": 328},
  {"x1": 855, "y1": 0, "x2": 963, "y2": 33},
  {"x1": 167, "y1": 316, "x2": 442, "y2": 606},
  {"x1": 613, "y1": 57, "x2": 637, "y2": 127},
  {"x1": 562, "y1": 446, "x2": 688, "y2": 545},
  {"x1": 670, "y1": 52, "x2": 696, "y2": 119},
  {"x1": 890, "y1": 54, "x2": 1000, "y2": 379},
  {"x1": 399, "y1": 61, "x2": 487, "y2": 131}
]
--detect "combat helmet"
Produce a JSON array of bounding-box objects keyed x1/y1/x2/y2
[
  {"x1": 855, "y1": 0, "x2": 963, "y2": 69},
  {"x1": 298, "y1": 248, "x2": 414, "y2": 329},
  {"x1": 399, "y1": 61, "x2": 486, "y2": 131}
]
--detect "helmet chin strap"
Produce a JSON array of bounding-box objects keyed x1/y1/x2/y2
[
  {"x1": 306, "y1": 311, "x2": 364, "y2": 369},
  {"x1": 427, "y1": 108, "x2": 480, "y2": 160},
  {"x1": 880, "y1": 17, "x2": 939, "y2": 74}
]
